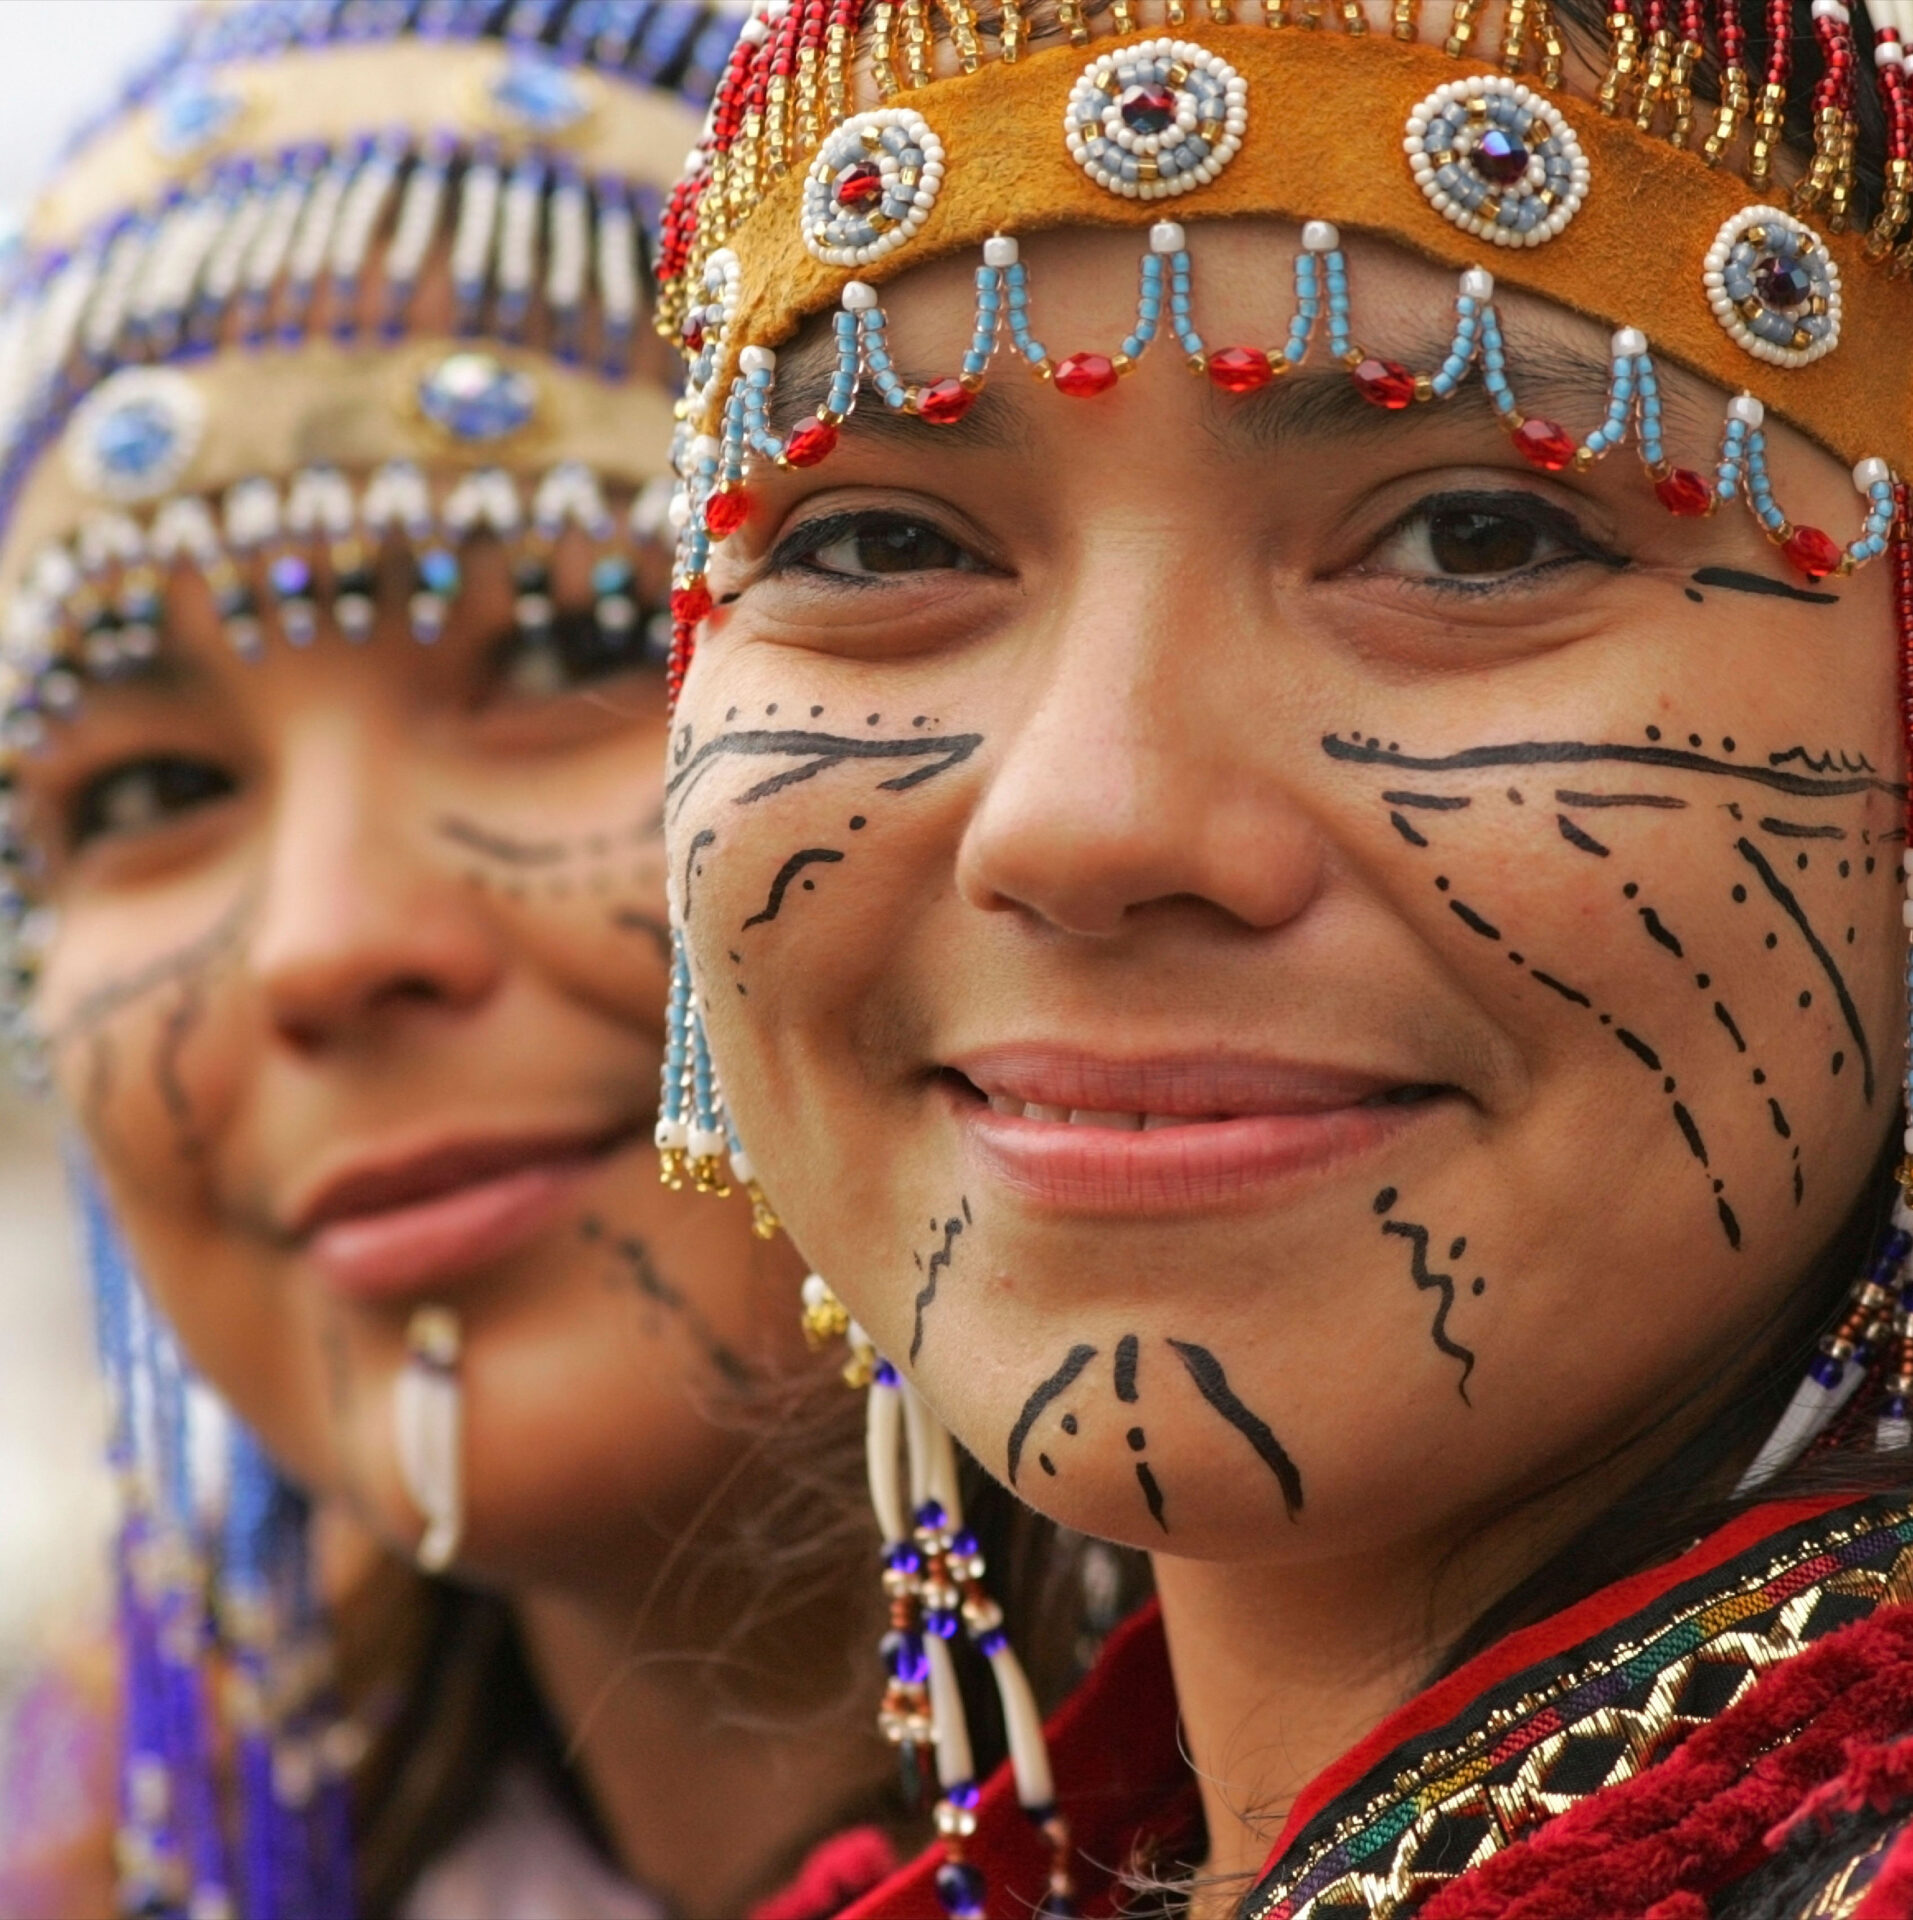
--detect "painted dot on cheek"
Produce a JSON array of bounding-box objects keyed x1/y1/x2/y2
[
  {"x1": 1866, "y1": 857, "x2": 1877, "y2": 874},
  {"x1": 1374, "y1": 1187, "x2": 1398, "y2": 1213},
  {"x1": 1765, "y1": 933, "x2": 1778, "y2": 949},
  {"x1": 1471, "y1": 1277, "x2": 1486, "y2": 1295},
  {"x1": 1507, "y1": 788, "x2": 1523, "y2": 804},
  {"x1": 1040, "y1": 1454, "x2": 1056, "y2": 1475},
  {"x1": 1646, "y1": 726, "x2": 1662, "y2": 741},
  {"x1": 1796, "y1": 854, "x2": 1809, "y2": 872},
  {"x1": 1126, "y1": 1427, "x2": 1147, "y2": 1451},
  {"x1": 1834, "y1": 1051, "x2": 1846, "y2": 1074},
  {"x1": 1435, "y1": 876, "x2": 1450, "y2": 892},
  {"x1": 1839, "y1": 861, "x2": 1850, "y2": 877},
  {"x1": 1688, "y1": 734, "x2": 1702, "y2": 748},
  {"x1": 1723, "y1": 738, "x2": 1736, "y2": 752},
  {"x1": 1623, "y1": 882, "x2": 1639, "y2": 899},
  {"x1": 1732, "y1": 885, "x2": 1748, "y2": 903},
  {"x1": 1799, "y1": 990, "x2": 1812, "y2": 1008},
  {"x1": 867, "y1": 714, "x2": 881, "y2": 725},
  {"x1": 1448, "y1": 1236, "x2": 1467, "y2": 1259},
  {"x1": 811, "y1": 704, "x2": 824, "y2": 717},
  {"x1": 1508, "y1": 951, "x2": 1524, "y2": 964},
  {"x1": 1753, "y1": 1068, "x2": 1767, "y2": 1084},
  {"x1": 1062, "y1": 1414, "x2": 1078, "y2": 1435},
  {"x1": 1695, "y1": 973, "x2": 1711, "y2": 988}
]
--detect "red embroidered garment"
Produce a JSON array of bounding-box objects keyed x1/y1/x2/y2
[{"x1": 843, "y1": 1493, "x2": 1913, "y2": 1919}]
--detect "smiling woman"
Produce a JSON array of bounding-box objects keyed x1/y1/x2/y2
[{"x1": 647, "y1": 0, "x2": 1913, "y2": 1912}]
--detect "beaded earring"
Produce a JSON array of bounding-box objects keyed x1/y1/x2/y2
[
  {"x1": 394, "y1": 1305, "x2": 464, "y2": 1575},
  {"x1": 802, "y1": 1274, "x2": 1079, "y2": 1919},
  {"x1": 72, "y1": 1152, "x2": 356, "y2": 1920}
]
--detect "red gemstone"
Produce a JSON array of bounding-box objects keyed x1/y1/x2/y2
[
  {"x1": 916, "y1": 378, "x2": 974, "y2": 424},
  {"x1": 704, "y1": 487, "x2": 752, "y2": 536},
  {"x1": 682, "y1": 318, "x2": 705, "y2": 352},
  {"x1": 783, "y1": 417, "x2": 839, "y2": 466},
  {"x1": 1118, "y1": 82, "x2": 1178, "y2": 134},
  {"x1": 1351, "y1": 357, "x2": 1416, "y2": 410},
  {"x1": 1782, "y1": 524, "x2": 1842, "y2": 580},
  {"x1": 834, "y1": 160, "x2": 885, "y2": 209},
  {"x1": 1054, "y1": 353, "x2": 1118, "y2": 398},
  {"x1": 671, "y1": 580, "x2": 713, "y2": 626},
  {"x1": 1207, "y1": 347, "x2": 1274, "y2": 394},
  {"x1": 1470, "y1": 126, "x2": 1530, "y2": 186},
  {"x1": 1512, "y1": 417, "x2": 1576, "y2": 472},
  {"x1": 1654, "y1": 468, "x2": 1713, "y2": 517}
]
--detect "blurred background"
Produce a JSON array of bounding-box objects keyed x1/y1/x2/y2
[{"x1": 0, "y1": 0, "x2": 188, "y2": 1703}]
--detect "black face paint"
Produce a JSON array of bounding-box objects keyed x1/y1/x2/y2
[
  {"x1": 1373, "y1": 1189, "x2": 1479, "y2": 1403},
  {"x1": 1690, "y1": 567, "x2": 1840, "y2": 607},
  {"x1": 908, "y1": 1196, "x2": 972, "y2": 1364},
  {"x1": 580, "y1": 1216, "x2": 752, "y2": 1388}
]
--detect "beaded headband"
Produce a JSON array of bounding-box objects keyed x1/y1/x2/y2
[{"x1": 0, "y1": 0, "x2": 742, "y2": 1081}]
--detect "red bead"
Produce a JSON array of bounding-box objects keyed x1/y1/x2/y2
[
  {"x1": 1054, "y1": 353, "x2": 1118, "y2": 398},
  {"x1": 671, "y1": 580, "x2": 713, "y2": 626},
  {"x1": 1512, "y1": 417, "x2": 1577, "y2": 472},
  {"x1": 1207, "y1": 347, "x2": 1274, "y2": 393},
  {"x1": 1783, "y1": 524, "x2": 1843, "y2": 580},
  {"x1": 682, "y1": 318, "x2": 704, "y2": 352},
  {"x1": 1351, "y1": 357, "x2": 1416, "y2": 409},
  {"x1": 835, "y1": 161, "x2": 885, "y2": 210},
  {"x1": 704, "y1": 487, "x2": 752, "y2": 536},
  {"x1": 916, "y1": 378, "x2": 974, "y2": 424},
  {"x1": 1654, "y1": 468, "x2": 1713, "y2": 517},
  {"x1": 782, "y1": 417, "x2": 839, "y2": 466}
]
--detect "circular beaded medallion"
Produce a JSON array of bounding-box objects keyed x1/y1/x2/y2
[
  {"x1": 1703, "y1": 206, "x2": 1840, "y2": 367},
  {"x1": 148, "y1": 70, "x2": 248, "y2": 163},
  {"x1": 479, "y1": 48, "x2": 599, "y2": 139},
  {"x1": 1064, "y1": 39, "x2": 1247, "y2": 200},
  {"x1": 1404, "y1": 76, "x2": 1588, "y2": 246},
  {"x1": 62, "y1": 368, "x2": 206, "y2": 504},
  {"x1": 416, "y1": 348, "x2": 540, "y2": 444},
  {"x1": 802, "y1": 110, "x2": 945, "y2": 268}
]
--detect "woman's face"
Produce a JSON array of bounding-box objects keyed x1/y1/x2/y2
[
  {"x1": 677, "y1": 221, "x2": 1907, "y2": 1563},
  {"x1": 16, "y1": 524, "x2": 810, "y2": 1587}
]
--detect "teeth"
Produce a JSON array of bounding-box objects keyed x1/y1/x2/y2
[
  {"x1": 989, "y1": 1093, "x2": 1023, "y2": 1115},
  {"x1": 1141, "y1": 1114, "x2": 1183, "y2": 1130},
  {"x1": 1068, "y1": 1109, "x2": 1143, "y2": 1130},
  {"x1": 1028, "y1": 1103, "x2": 1071, "y2": 1122}
]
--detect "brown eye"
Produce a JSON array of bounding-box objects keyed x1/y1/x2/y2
[
  {"x1": 69, "y1": 755, "x2": 235, "y2": 850},
  {"x1": 776, "y1": 511, "x2": 980, "y2": 581},
  {"x1": 1425, "y1": 507, "x2": 1540, "y2": 576}
]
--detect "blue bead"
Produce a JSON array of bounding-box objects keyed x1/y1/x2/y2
[
  {"x1": 935, "y1": 1861, "x2": 987, "y2": 1918},
  {"x1": 417, "y1": 349, "x2": 537, "y2": 442}
]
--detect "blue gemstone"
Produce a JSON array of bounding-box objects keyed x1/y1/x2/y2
[
  {"x1": 94, "y1": 401, "x2": 179, "y2": 481},
  {"x1": 881, "y1": 1629, "x2": 929, "y2": 1685},
  {"x1": 926, "y1": 1609, "x2": 960, "y2": 1640},
  {"x1": 489, "y1": 52, "x2": 589, "y2": 132},
  {"x1": 268, "y1": 554, "x2": 313, "y2": 599},
  {"x1": 935, "y1": 1860, "x2": 986, "y2": 1918},
  {"x1": 151, "y1": 72, "x2": 245, "y2": 159},
  {"x1": 418, "y1": 548, "x2": 461, "y2": 596},
  {"x1": 915, "y1": 1498, "x2": 946, "y2": 1529},
  {"x1": 417, "y1": 350, "x2": 537, "y2": 442}
]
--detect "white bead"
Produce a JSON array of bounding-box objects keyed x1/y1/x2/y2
[
  {"x1": 394, "y1": 1309, "x2": 463, "y2": 1573},
  {"x1": 690, "y1": 433, "x2": 721, "y2": 464},
  {"x1": 729, "y1": 1146, "x2": 755, "y2": 1184},
  {"x1": 1854, "y1": 456, "x2": 1891, "y2": 490},
  {"x1": 655, "y1": 1115, "x2": 688, "y2": 1150},
  {"x1": 982, "y1": 235, "x2": 1020, "y2": 268},
  {"x1": 842, "y1": 280, "x2": 878, "y2": 310},
  {"x1": 1301, "y1": 219, "x2": 1340, "y2": 252},
  {"x1": 1879, "y1": 37, "x2": 1905, "y2": 66},
  {"x1": 1149, "y1": 220, "x2": 1185, "y2": 253},
  {"x1": 1728, "y1": 393, "x2": 1766, "y2": 427},
  {"x1": 688, "y1": 1125, "x2": 727, "y2": 1161},
  {"x1": 801, "y1": 1273, "x2": 832, "y2": 1311},
  {"x1": 1901, "y1": 849, "x2": 1913, "y2": 876},
  {"x1": 666, "y1": 488, "x2": 691, "y2": 531},
  {"x1": 1460, "y1": 266, "x2": 1494, "y2": 302},
  {"x1": 1612, "y1": 326, "x2": 1648, "y2": 356},
  {"x1": 1904, "y1": 1124, "x2": 1913, "y2": 1152},
  {"x1": 739, "y1": 345, "x2": 777, "y2": 374},
  {"x1": 1898, "y1": 896, "x2": 1913, "y2": 927}
]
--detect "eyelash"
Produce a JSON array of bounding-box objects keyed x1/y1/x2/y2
[{"x1": 763, "y1": 491, "x2": 1625, "y2": 597}]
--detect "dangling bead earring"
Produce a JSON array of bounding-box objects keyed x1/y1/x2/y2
[
  {"x1": 803, "y1": 1273, "x2": 1079, "y2": 1917},
  {"x1": 393, "y1": 1305, "x2": 463, "y2": 1572}
]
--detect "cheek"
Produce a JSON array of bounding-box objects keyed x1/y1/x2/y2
[
  {"x1": 431, "y1": 749, "x2": 674, "y2": 1027},
  {"x1": 40, "y1": 886, "x2": 258, "y2": 1197},
  {"x1": 665, "y1": 664, "x2": 984, "y2": 1254}
]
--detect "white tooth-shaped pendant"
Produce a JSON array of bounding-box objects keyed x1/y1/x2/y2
[{"x1": 394, "y1": 1305, "x2": 463, "y2": 1572}]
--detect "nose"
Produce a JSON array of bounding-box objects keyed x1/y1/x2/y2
[
  {"x1": 955, "y1": 547, "x2": 1325, "y2": 939},
  {"x1": 249, "y1": 710, "x2": 504, "y2": 1053}
]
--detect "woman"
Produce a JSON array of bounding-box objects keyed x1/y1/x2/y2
[
  {"x1": 651, "y1": 0, "x2": 1913, "y2": 1910},
  {"x1": 0, "y1": 5, "x2": 941, "y2": 1914}
]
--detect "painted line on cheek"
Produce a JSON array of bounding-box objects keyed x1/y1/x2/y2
[
  {"x1": 1007, "y1": 1344, "x2": 1099, "y2": 1487},
  {"x1": 1556, "y1": 815, "x2": 1611, "y2": 857}
]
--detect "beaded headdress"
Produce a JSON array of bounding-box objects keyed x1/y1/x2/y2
[
  {"x1": 651, "y1": 0, "x2": 1913, "y2": 1909},
  {"x1": 0, "y1": 6, "x2": 741, "y2": 1916}
]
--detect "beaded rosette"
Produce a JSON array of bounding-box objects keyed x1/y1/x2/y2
[{"x1": 647, "y1": 0, "x2": 1913, "y2": 1909}]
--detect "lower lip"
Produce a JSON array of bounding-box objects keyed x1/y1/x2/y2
[
  {"x1": 307, "y1": 1159, "x2": 600, "y2": 1300},
  {"x1": 958, "y1": 1099, "x2": 1430, "y2": 1213}
]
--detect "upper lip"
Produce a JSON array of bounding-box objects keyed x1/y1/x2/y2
[
  {"x1": 946, "y1": 1047, "x2": 1415, "y2": 1117},
  {"x1": 284, "y1": 1123, "x2": 639, "y2": 1241}
]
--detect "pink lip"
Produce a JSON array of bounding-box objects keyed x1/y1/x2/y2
[
  {"x1": 291, "y1": 1129, "x2": 631, "y2": 1301},
  {"x1": 945, "y1": 1047, "x2": 1446, "y2": 1213}
]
